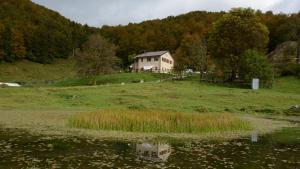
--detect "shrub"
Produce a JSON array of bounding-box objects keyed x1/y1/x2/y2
[
  {"x1": 281, "y1": 63, "x2": 299, "y2": 76},
  {"x1": 240, "y1": 49, "x2": 274, "y2": 87},
  {"x1": 296, "y1": 64, "x2": 300, "y2": 78}
]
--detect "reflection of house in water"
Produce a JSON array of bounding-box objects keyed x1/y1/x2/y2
[
  {"x1": 251, "y1": 132, "x2": 258, "y2": 142},
  {"x1": 136, "y1": 142, "x2": 171, "y2": 162}
]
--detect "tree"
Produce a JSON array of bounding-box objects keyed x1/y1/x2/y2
[
  {"x1": 0, "y1": 22, "x2": 4, "y2": 61},
  {"x1": 76, "y1": 34, "x2": 118, "y2": 84},
  {"x1": 208, "y1": 8, "x2": 269, "y2": 81},
  {"x1": 11, "y1": 28, "x2": 26, "y2": 60},
  {"x1": 240, "y1": 50, "x2": 274, "y2": 87},
  {"x1": 0, "y1": 0, "x2": 97, "y2": 64},
  {"x1": 2, "y1": 25, "x2": 12, "y2": 62},
  {"x1": 174, "y1": 33, "x2": 209, "y2": 74}
]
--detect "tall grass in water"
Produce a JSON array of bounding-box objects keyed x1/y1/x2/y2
[{"x1": 68, "y1": 110, "x2": 251, "y2": 133}]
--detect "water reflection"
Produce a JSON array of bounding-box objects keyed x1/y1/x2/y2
[
  {"x1": 136, "y1": 142, "x2": 171, "y2": 162},
  {"x1": 0, "y1": 128, "x2": 299, "y2": 168},
  {"x1": 251, "y1": 132, "x2": 258, "y2": 142}
]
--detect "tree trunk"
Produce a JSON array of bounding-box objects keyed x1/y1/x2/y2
[
  {"x1": 230, "y1": 70, "x2": 236, "y2": 82},
  {"x1": 297, "y1": 37, "x2": 300, "y2": 64}
]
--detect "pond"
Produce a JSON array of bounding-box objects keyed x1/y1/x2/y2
[{"x1": 0, "y1": 127, "x2": 299, "y2": 169}]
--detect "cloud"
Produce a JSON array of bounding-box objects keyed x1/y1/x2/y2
[
  {"x1": 31, "y1": 0, "x2": 299, "y2": 27},
  {"x1": 269, "y1": 0, "x2": 300, "y2": 13}
]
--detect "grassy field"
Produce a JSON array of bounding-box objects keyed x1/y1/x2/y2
[
  {"x1": 0, "y1": 76, "x2": 299, "y2": 114},
  {"x1": 0, "y1": 59, "x2": 172, "y2": 87},
  {"x1": 53, "y1": 73, "x2": 172, "y2": 87},
  {"x1": 69, "y1": 110, "x2": 250, "y2": 133},
  {"x1": 0, "y1": 74, "x2": 299, "y2": 138}
]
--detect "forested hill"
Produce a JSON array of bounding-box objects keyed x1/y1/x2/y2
[
  {"x1": 0, "y1": 0, "x2": 299, "y2": 68},
  {"x1": 100, "y1": 11, "x2": 300, "y2": 67},
  {"x1": 0, "y1": 0, "x2": 97, "y2": 64},
  {"x1": 100, "y1": 11, "x2": 223, "y2": 66}
]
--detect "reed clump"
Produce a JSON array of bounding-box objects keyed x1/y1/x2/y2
[{"x1": 68, "y1": 110, "x2": 251, "y2": 134}]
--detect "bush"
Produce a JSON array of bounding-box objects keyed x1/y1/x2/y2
[
  {"x1": 281, "y1": 63, "x2": 299, "y2": 76},
  {"x1": 240, "y1": 50, "x2": 274, "y2": 87},
  {"x1": 296, "y1": 64, "x2": 300, "y2": 78}
]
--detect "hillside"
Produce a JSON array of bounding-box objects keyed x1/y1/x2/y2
[
  {"x1": 0, "y1": 58, "x2": 76, "y2": 82},
  {"x1": 100, "y1": 11, "x2": 300, "y2": 67},
  {"x1": 100, "y1": 11, "x2": 222, "y2": 66},
  {"x1": 0, "y1": 1, "x2": 299, "y2": 80},
  {"x1": 0, "y1": 0, "x2": 96, "y2": 64}
]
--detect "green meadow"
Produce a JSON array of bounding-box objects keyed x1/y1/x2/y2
[
  {"x1": 0, "y1": 73, "x2": 299, "y2": 138},
  {"x1": 0, "y1": 75, "x2": 299, "y2": 114}
]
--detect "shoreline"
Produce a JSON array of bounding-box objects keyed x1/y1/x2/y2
[{"x1": 0, "y1": 110, "x2": 296, "y2": 141}]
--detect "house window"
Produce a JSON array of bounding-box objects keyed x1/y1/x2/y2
[
  {"x1": 162, "y1": 58, "x2": 170, "y2": 63},
  {"x1": 147, "y1": 57, "x2": 151, "y2": 62},
  {"x1": 141, "y1": 58, "x2": 144, "y2": 62},
  {"x1": 154, "y1": 57, "x2": 159, "y2": 61}
]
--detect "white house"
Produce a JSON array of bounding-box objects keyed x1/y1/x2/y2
[{"x1": 132, "y1": 51, "x2": 174, "y2": 73}]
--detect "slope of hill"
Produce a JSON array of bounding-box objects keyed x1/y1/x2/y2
[
  {"x1": 100, "y1": 11, "x2": 222, "y2": 66},
  {"x1": 100, "y1": 10, "x2": 300, "y2": 67},
  {"x1": 0, "y1": 58, "x2": 76, "y2": 82},
  {"x1": 0, "y1": 1, "x2": 299, "y2": 80},
  {"x1": 0, "y1": 0, "x2": 96, "y2": 64}
]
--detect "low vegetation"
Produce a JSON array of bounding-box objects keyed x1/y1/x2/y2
[
  {"x1": 0, "y1": 75, "x2": 298, "y2": 139},
  {"x1": 68, "y1": 110, "x2": 251, "y2": 133},
  {"x1": 53, "y1": 73, "x2": 172, "y2": 87},
  {"x1": 0, "y1": 59, "x2": 172, "y2": 86},
  {"x1": 0, "y1": 75, "x2": 299, "y2": 115},
  {"x1": 0, "y1": 58, "x2": 76, "y2": 82}
]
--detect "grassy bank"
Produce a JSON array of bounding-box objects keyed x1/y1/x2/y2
[
  {"x1": 0, "y1": 77, "x2": 299, "y2": 115},
  {"x1": 53, "y1": 73, "x2": 172, "y2": 87},
  {"x1": 0, "y1": 59, "x2": 76, "y2": 82},
  {"x1": 68, "y1": 110, "x2": 251, "y2": 133},
  {"x1": 0, "y1": 59, "x2": 173, "y2": 86},
  {"x1": 0, "y1": 75, "x2": 298, "y2": 139}
]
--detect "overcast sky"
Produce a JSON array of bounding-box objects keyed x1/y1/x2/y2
[{"x1": 32, "y1": 0, "x2": 300, "y2": 27}]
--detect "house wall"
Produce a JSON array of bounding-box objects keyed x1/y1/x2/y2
[
  {"x1": 159, "y1": 52, "x2": 174, "y2": 73},
  {"x1": 134, "y1": 57, "x2": 161, "y2": 72},
  {"x1": 133, "y1": 52, "x2": 174, "y2": 73}
]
